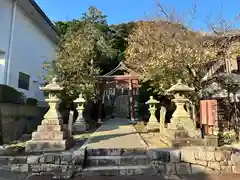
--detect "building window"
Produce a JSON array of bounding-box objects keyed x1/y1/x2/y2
[{"x1": 18, "y1": 72, "x2": 30, "y2": 90}]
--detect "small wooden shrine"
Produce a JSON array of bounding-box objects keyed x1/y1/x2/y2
[{"x1": 96, "y1": 62, "x2": 141, "y2": 122}]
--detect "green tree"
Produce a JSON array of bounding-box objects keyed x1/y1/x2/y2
[
  {"x1": 44, "y1": 6, "x2": 117, "y2": 100},
  {"x1": 55, "y1": 20, "x2": 82, "y2": 36},
  {"x1": 82, "y1": 6, "x2": 107, "y2": 24}
]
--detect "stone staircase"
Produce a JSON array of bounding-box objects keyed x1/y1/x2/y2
[{"x1": 81, "y1": 148, "x2": 153, "y2": 176}]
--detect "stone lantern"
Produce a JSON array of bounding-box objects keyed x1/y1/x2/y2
[
  {"x1": 73, "y1": 93, "x2": 87, "y2": 132},
  {"x1": 40, "y1": 77, "x2": 63, "y2": 120},
  {"x1": 146, "y1": 96, "x2": 159, "y2": 132},
  {"x1": 166, "y1": 79, "x2": 197, "y2": 138},
  {"x1": 25, "y1": 78, "x2": 71, "y2": 152}
]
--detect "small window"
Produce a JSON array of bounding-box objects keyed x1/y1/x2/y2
[{"x1": 18, "y1": 72, "x2": 30, "y2": 90}]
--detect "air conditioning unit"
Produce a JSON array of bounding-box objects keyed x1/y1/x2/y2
[{"x1": 32, "y1": 76, "x2": 38, "y2": 83}]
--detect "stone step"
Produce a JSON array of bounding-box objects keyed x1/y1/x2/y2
[
  {"x1": 86, "y1": 148, "x2": 148, "y2": 156},
  {"x1": 85, "y1": 155, "x2": 150, "y2": 167},
  {"x1": 32, "y1": 131, "x2": 64, "y2": 141},
  {"x1": 81, "y1": 165, "x2": 152, "y2": 176},
  {"x1": 37, "y1": 125, "x2": 62, "y2": 132},
  {"x1": 41, "y1": 119, "x2": 62, "y2": 126},
  {"x1": 25, "y1": 140, "x2": 67, "y2": 152}
]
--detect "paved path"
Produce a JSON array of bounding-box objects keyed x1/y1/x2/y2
[
  {"x1": 0, "y1": 170, "x2": 28, "y2": 180},
  {"x1": 25, "y1": 174, "x2": 240, "y2": 180},
  {"x1": 71, "y1": 174, "x2": 240, "y2": 180},
  {"x1": 1, "y1": 170, "x2": 240, "y2": 180},
  {"x1": 80, "y1": 118, "x2": 147, "y2": 149}
]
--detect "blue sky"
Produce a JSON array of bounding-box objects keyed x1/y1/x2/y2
[{"x1": 35, "y1": 0, "x2": 240, "y2": 30}]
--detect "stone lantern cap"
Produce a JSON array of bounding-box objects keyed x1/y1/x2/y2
[
  {"x1": 166, "y1": 79, "x2": 194, "y2": 93},
  {"x1": 145, "y1": 96, "x2": 159, "y2": 105},
  {"x1": 40, "y1": 78, "x2": 63, "y2": 92},
  {"x1": 74, "y1": 93, "x2": 86, "y2": 103}
]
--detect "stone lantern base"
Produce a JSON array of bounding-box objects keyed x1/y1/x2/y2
[
  {"x1": 147, "y1": 122, "x2": 160, "y2": 132},
  {"x1": 73, "y1": 121, "x2": 87, "y2": 133},
  {"x1": 168, "y1": 117, "x2": 197, "y2": 137},
  {"x1": 160, "y1": 116, "x2": 201, "y2": 147},
  {"x1": 25, "y1": 118, "x2": 72, "y2": 152}
]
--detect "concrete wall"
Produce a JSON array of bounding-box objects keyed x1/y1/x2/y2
[
  {"x1": 0, "y1": 0, "x2": 57, "y2": 103},
  {"x1": 0, "y1": 103, "x2": 46, "y2": 144},
  {"x1": 0, "y1": 0, "x2": 12, "y2": 52}
]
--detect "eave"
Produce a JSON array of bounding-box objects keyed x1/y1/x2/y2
[{"x1": 17, "y1": 0, "x2": 59, "y2": 44}]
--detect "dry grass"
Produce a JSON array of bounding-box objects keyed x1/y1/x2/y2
[
  {"x1": 134, "y1": 121, "x2": 169, "y2": 148},
  {"x1": 140, "y1": 132, "x2": 169, "y2": 148},
  {"x1": 134, "y1": 121, "x2": 147, "y2": 133},
  {"x1": 73, "y1": 126, "x2": 99, "y2": 141}
]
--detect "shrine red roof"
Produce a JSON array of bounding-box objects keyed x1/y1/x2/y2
[{"x1": 97, "y1": 62, "x2": 140, "y2": 80}]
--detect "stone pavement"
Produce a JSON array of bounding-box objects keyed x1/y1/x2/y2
[
  {"x1": 71, "y1": 174, "x2": 240, "y2": 180},
  {"x1": 1, "y1": 172, "x2": 240, "y2": 180},
  {"x1": 24, "y1": 174, "x2": 240, "y2": 180},
  {"x1": 80, "y1": 118, "x2": 147, "y2": 149},
  {"x1": 0, "y1": 170, "x2": 28, "y2": 180}
]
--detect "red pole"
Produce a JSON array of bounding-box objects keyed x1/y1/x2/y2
[{"x1": 129, "y1": 79, "x2": 134, "y2": 121}]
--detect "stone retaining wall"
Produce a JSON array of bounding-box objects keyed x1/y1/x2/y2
[
  {"x1": 0, "y1": 103, "x2": 46, "y2": 144},
  {"x1": 148, "y1": 146, "x2": 240, "y2": 175},
  {"x1": 0, "y1": 150, "x2": 85, "y2": 174},
  {"x1": 1, "y1": 147, "x2": 240, "y2": 176}
]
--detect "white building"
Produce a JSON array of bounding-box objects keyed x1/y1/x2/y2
[{"x1": 0, "y1": 0, "x2": 59, "y2": 105}]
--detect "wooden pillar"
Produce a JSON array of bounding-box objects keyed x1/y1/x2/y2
[
  {"x1": 129, "y1": 78, "x2": 134, "y2": 121},
  {"x1": 134, "y1": 79, "x2": 140, "y2": 120}
]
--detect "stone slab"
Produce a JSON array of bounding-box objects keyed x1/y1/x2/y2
[
  {"x1": 81, "y1": 165, "x2": 151, "y2": 176},
  {"x1": 41, "y1": 119, "x2": 62, "y2": 125},
  {"x1": 37, "y1": 125, "x2": 62, "y2": 132},
  {"x1": 86, "y1": 148, "x2": 147, "y2": 156},
  {"x1": 32, "y1": 131, "x2": 64, "y2": 141},
  {"x1": 146, "y1": 149, "x2": 170, "y2": 162},
  {"x1": 80, "y1": 118, "x2": 147, "y2": 149},
  {"x1": 86, "y1": 155, "x2": 150, "y2": 167},
  {"x1": 25, "y1": 140, "x2": 67, "y2": 152},
  {"x1": 0, "y1": 170, "x2": 29, "y2": 180}
]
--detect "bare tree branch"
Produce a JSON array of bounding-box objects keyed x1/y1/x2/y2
[
  {"x1": 187, "y1": 3, "x2": 197, "y2": 26},
  {"x1": 204, "y1": 0, "x2": 240, "y2": 34},
  {"x1": 156, "y1": 0, "x2": 169, "y2": 19}
]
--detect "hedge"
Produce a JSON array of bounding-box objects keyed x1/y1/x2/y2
[
  {"x1": 26, "y1": 98, "x2": 38, "y2": 106},
  {"x1": 0, "y1": 85, "x2": 26, "y2": 104}
]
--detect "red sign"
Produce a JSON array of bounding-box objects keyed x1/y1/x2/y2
[{"x1": 200, "y1": 100, "x2": 218, "y2": 135}]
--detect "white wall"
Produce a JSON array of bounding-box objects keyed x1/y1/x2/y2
[
  {"x1": 0, "y1": 52, "x2": 6, "y2": 84},
  {"x1": 0, "y1": 0, "x2": 57, "y2": 103},
  {"x1": 0, "y1": 0, "x2": 12, "y2": 52},
  {"x1": 0, "y1": 0, "x2": 12, "y2": 83}
]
